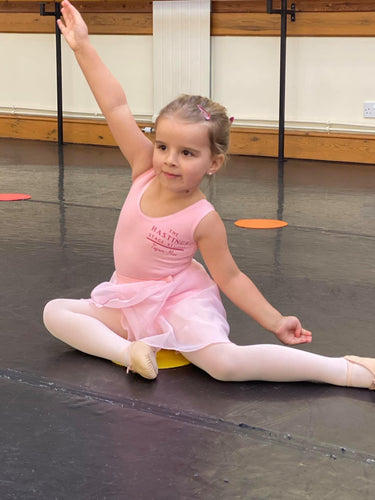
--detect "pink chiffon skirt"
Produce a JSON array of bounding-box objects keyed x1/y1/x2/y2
[{"x1": 88, "y1": 260, "x2": 230, "y2": 352}]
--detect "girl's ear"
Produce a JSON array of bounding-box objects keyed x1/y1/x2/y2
[{"x1": 208, "y1": 154, "x2": 225, "y2": 175}]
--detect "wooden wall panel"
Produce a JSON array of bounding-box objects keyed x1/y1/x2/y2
[
  {"x1": 1, "y1": 1, "x2": 375, "y2": 35},
  {"x1": 212, "y1": 1, "x2": 375, "y2": 13},
  {"x1": 230, "y1": 126, "x2": 375, "y2": 164},
  {"x1": 1, "y1": 114, "x2": 375, "y2": 164},
  {"x1": 211, "y1": 11, "x2": 375, "y2": 37},
  {"x1": 2, "y1": 10, "x2": 375, "y2": 36},
  {"x1": 2, "y1": 1, "x2": 375, "y2": 13},
  {"x1": 0, "y1": 1, "x2": 152, "y2": 13}
]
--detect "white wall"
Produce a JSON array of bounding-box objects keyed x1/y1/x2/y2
[
  {"x1": 0, "y1": 33, "x2": 153, "y2": 118},
  {"x1": 1, "y1": 34, "x2": 57, "y2": 113},
  {"x1": 212, "y1": 37, "x2": 375, "y2": 133},
  {"x1": 2, "y1": 33, "x2": 375, "y2": 134}
]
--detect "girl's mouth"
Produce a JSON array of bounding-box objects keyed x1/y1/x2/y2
[{"x1": 163, "y1": 171, "x2": 180, "y2": 179}]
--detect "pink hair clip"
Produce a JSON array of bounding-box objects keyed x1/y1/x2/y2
[
  {"x1": 197, "y1": 104, "x2": 211, "y2": 121},
  {"x1": 229, "y1": 116, "x2": 234, "y2": 123}
]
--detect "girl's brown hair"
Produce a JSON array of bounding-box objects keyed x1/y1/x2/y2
[{"x1": 155, "y1": 95, "x2": 232, "y2": 161}]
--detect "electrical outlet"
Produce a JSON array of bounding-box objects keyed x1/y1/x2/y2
[{"x1": 364, "y1": 102, "x2": 375, "y2": 118}]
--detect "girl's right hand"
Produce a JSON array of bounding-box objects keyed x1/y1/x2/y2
[{"x1": 57, "y1": 0, "x2": 89, "y2": 52}]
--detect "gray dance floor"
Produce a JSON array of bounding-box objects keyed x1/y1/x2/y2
[{"x1": 1, "y1": 138, "x2": 374, "y2": 499}]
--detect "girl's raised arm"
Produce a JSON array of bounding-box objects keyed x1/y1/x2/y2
[{"x1": 58, "y1": 0, "x2": 153, "y2": 178}]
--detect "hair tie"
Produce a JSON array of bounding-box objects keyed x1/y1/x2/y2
[
  {"x1": 229, "y1": 116, "x2": 234, "y2": 123},
  {"x1": 197, "y1": 105, "x2": 211, "y2": 121}
]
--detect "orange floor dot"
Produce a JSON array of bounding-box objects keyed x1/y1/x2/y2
[{"x1": 235, "y1": 219, "x2": 288, "y2": 229}]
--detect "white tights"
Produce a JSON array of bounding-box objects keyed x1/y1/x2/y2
[{"x1": 43, "y1": 298, "x2": 372, "y2": 388}]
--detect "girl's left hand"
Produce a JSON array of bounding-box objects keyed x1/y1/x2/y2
[{"x1": 274, "y1": 316, "x2": 312, "y2": 346}]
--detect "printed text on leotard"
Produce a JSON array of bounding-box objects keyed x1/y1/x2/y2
[{"x1": 147, "y1": 225, "x2": 192, "y2": 256}]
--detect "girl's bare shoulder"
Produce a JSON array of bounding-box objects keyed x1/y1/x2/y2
[{"x1": 194, "y1": 209, "x2": 226, "y2": 242}]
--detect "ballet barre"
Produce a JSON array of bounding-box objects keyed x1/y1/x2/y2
[
  {"x1": 40, "y1": 2, "x2": 63, "y2": 147},
  {"x1": 267, "y1": 0, "x2": 296, "y2": 164}
]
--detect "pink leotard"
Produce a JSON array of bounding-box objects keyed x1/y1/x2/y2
[
  {"x1": 113, "y1": 168, "x2": 215, "y2": 280},
  {"x1": 89, "y1": 168, "x2": 230, "y2": 352}
]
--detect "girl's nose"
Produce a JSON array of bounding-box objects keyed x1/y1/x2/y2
[{"x1": 166, "y1": 151, "x2": 178, "y2": 166}]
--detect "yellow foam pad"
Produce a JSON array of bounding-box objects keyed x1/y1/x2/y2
[
  {"x1": 113, "y1": 349, "x2": 190, "y2": 370},
  {"x1": 235, "y1": 219, "x2": 288, "y2": 229},
  {"x1": 156, "y1": 349, "x2": 190, "y2": 369}
]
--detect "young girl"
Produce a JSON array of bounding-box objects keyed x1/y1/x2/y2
[{"x1": 44, "y1": 0, "x2": 374, "y2": 389}]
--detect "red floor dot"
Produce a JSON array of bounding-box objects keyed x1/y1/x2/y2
[{"x1": 0, "y1": 193, "x2": 32, "y2": 201}]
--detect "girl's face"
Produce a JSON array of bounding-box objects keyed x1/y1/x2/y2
[{"x1": 153, "y1": 115, "x2": 224, "y2": 194}]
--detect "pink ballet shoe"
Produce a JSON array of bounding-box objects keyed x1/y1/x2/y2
[
  {"x1": 344, "y1": 355, "x2": 375, "y2": 390},
  {"x1": 127, "y1": 341, "x2": 158, "y2": 380}
]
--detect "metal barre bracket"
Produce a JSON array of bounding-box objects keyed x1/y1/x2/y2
[
  {"x1": 40, "y1": 2, "x2": 61, "y2": 18},
  {"x1": 267, "y1": 1, "x2": 296, "y2": 22}
]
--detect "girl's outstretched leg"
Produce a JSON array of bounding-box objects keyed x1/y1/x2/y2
[
  {"x1": 182, "y1": 342, "x2": 375, "y2": 389},
  {"x1": 43, "y1": 299, "x2": 158, "y2": 379}
]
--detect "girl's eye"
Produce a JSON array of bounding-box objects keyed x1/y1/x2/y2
[
  {"x1": 157, "y1": 144, "x2": 167, "y2": 151},
  {"x1": 182, "y1": 150, "x2": 193, "y2": 156}
]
